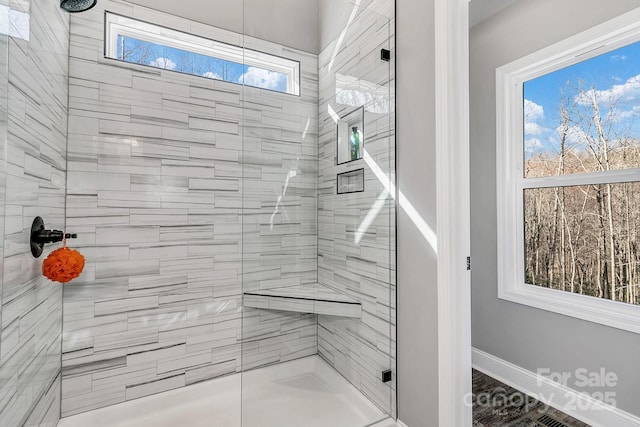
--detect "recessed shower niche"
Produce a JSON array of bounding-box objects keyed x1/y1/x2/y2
[
  {"x1": 337, "y1": 168, "x2": 365, "y2": 194},
  {"x1": 337, "y1": 106, "x2": 365, "y2": 164}
]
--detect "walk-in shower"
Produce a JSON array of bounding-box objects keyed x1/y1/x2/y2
[{"x1": 0, "y1": 0, "x2": 396, "y2": 426}]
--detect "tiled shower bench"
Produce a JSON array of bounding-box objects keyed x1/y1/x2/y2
[{"x1": 243, "y1": 283, "x2": 362, "y2": 318}]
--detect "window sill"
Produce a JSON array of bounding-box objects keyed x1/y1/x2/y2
[{"x1": 498, "y1": 282, "x2": 640, "y2": 334}]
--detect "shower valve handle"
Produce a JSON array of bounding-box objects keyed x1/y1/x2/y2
[
  {"x1": 32, "y1": 229, "x2": 77, "y2": 244},
  {"x1": 30, "y1": 216, "x2": 78, "y2": 258}
]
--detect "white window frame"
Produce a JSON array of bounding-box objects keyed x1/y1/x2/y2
[
  {"x1": 104, "y1": 12, "x2": 300, "y2": 96},
  {"x1": 496, "y1": 7, "x2": 640, "y2": 334}
]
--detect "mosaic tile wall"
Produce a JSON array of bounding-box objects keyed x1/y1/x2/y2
[
  {"x1": 316, "y1": 0, "x2": 397, "y2": 416},
  {"x1": 0, "y1": 0, "x2": 69, "y2": 426},
  {"x1": 61, "y1": 0, "x2": 318, "y2": 416}
]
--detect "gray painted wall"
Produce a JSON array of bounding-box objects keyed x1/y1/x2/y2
[
  {"x1": 318, "y1": 0, "x2": 354, "y2": 52},
  {"x1": 469, "y1": 0, "x2": 519, "y2": 28},
  {"x1": 470, "y1": 0, "x2": 640, "y2": 417},
  {"x1": 319, "y1": 0, "x2": 395, "y2": 52},
  {"x1": 396, "y1": 0, "x2": 440, "y2": 424},
  {"x1": 125, "y1": 0, "x2": 319, "y2": 54},
  {"x1": 244, "y1": 0, "x2": 319, "y2": 54}
]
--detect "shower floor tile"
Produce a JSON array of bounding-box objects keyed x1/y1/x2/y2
[{"x1": 57, "y1": 356, "x2": 391, "y2": 427}]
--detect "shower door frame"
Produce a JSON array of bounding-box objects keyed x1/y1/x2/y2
[{"x1": 433, "y1": 0, "x2": 472, "y2": 425}]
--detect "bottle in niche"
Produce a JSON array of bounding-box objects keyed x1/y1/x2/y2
[{"x1": 350, "y1": 126, "x2": 360, "y2": 160}]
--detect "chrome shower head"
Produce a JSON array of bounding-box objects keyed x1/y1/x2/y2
[{"x1": 60, "y1": 0, "x2": 97, "y2": 13}]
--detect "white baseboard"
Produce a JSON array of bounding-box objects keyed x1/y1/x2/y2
[
  {"x1": 472, "y1": 348, "x2": 640, "y2": 427},
  {"x1": 396, "y1": 420, "x2": 408, "y2": 427}
]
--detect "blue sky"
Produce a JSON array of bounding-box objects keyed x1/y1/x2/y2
[
  {"x1": 523, "y1": 41, "x2": 640, "y2": 159},
  {"x1": 117, "y1": 36, "x2": 288, "y2": 93}
]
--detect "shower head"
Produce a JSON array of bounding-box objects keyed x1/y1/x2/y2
[{"x1": 60, "y1": 0, "x2": 97, "y2": 13}]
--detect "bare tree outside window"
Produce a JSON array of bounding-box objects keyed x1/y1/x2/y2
[
  {"x1": 113, "y1": 35, "x2": 288, "y2": 93},
  {"x1": 523, "y1": 42, "x2": 640, "y2": 305}
]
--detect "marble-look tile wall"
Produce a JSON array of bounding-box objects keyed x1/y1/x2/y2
[
  {"x1": 0, "y1": 1, "x2": 69, "y2": 426},
  {"x1": 316, "y1": 0, "x2": 396, "y2": 416},
  {"x1": 240, "y1": 34, "x2": 319, "y2": 370},
  {"x1": 61, "y1": 0, "x2": 318, "y2": 416},
  {"x1": 0, "y1": 6, "x2": 8, "y2": 411}
]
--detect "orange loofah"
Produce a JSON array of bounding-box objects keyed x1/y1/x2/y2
[{"x1": 42, "y1": 246, "x2": 85, "y2": 283}]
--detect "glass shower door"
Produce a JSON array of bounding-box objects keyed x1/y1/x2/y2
[
  {"x1": 0, "y1": 3, "x2": 9, "y2": 422},
  {"x1": 239, "y1": 2, "x2": 321, "y2": 424},
  {"x1": 313, "y1": 3, "x2": 396, "y2": 421},
  {"x1": 240, "y1": 0, "x2": 396, "y2": 425}
]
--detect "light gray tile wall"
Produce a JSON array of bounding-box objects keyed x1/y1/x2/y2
[
  {"x1": 240, "y1": 32, "x2": 319, "y2": 371},
  {"x1": 316, "y1": 0, "x2": 396, "y2": 416},
  {"x1": 61, "y1": 0, "x2": 318, "y2": 416},
  {"x1": 0, "y1": 1, "x2": 8, "y2": 403},
  {"x1": 0, "y1": 1, "x2": 69, "y2": 426}
]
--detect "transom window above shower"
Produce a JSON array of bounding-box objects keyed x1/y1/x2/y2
[{"x1": 104, "y1": 12, "x2": 301, "y2": 95}]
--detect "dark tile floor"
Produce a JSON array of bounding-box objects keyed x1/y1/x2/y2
[{"x1": 472, "y1": 369, "x2": 591, "y2": 427}]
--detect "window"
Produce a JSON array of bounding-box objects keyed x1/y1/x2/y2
[
  {"x1": 0, "y1": 5, "x2": 30, "y2": 41},
  {"x1": 104, "y1": 13, "x2": 300, "y2": 95},
  {"x1": 497, "y1": 9, "x2": 640, "y2": 333}
]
